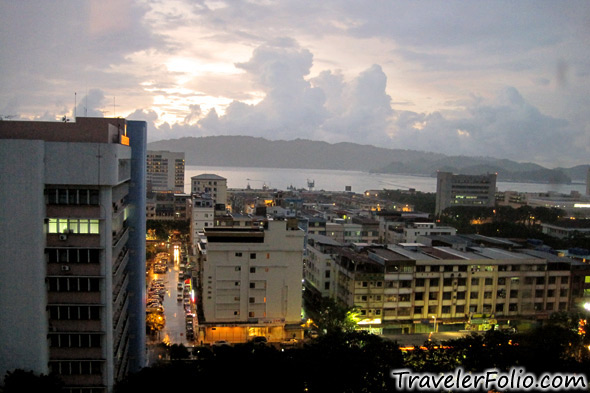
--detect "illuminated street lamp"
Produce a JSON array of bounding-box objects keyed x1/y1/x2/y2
[{"x1": 431, "y1": 315, "x2": 438, "y2": 333}]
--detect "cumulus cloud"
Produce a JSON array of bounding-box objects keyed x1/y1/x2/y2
[
  {"x1": 390, "y1": 86, "x2": 585, "y2": 166},
  {"x1": 73, "y1": 89, "x2": 107, "y2": 118}
]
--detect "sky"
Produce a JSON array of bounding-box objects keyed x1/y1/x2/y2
[{"x1": 1, "y1": 0, "x2": 589, "y2": 168}]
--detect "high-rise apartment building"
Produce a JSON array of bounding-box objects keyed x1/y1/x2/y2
[
  {"x1": 435, "y1": 171, "x2": 497, "y2": 215},
  {"x1": 146, "y1": 150, "x2": 185, "y2": 193},
  {"x1": 198, "y1": 219, "x2": 304, "y2": 343},
  {"x1": 0, "y1": 117, "x2": 146, "y2": 392}
]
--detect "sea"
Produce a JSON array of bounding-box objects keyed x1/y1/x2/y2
[{"x1": 184, "y1": 166, "x2": 587, "y2": 195}]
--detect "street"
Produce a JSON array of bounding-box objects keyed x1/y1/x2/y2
[{"x1": 147, "y1": 245, "x2": 197, "y2": 364}]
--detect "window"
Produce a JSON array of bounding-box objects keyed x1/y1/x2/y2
[
  {"x1": 510, "y1": 290, "x2": 518, "y2": 298},
  {"x1": 49, "y1": 361, "x2": 102, "y2": 375},
  {"x1": 250, "y1": 267, "x2": 256, "y2": 274},
  {"x1": 442, "y1": 306, "x2": 451, "y2": 314},
  {"x1": 325, "y1": 270, "x2": 330, "y2": 278},
  {"x1": 414, "y1": 292, "x2": 424, "y2": 301},
  {"x1": 415, "y1": 278, "x2": 425, "y2": 287},
  {"x1": 250, "y1": 253, "x2": 256, "y2": 259},
  {"x1": 559, "y1": 288, "x2": 568, "y2": 297},
  {"x1": 485, "y1": 278, "x2": 493, "y2": 285},
  {"x1": 49, "y1": 334, "x2": 101, "y2": 348},
  {"x1": 414, "y1": 306, "x2": 423, "y2": 314},
  {"x1": 455, "y1": 305, "x2": 465, "y2": 314},
  {"x1": 324, "y1": 282, "x2": 330, "y2": 290},
  {"x1": 548, "y1": 276, "x2": 556, "y2": 284},
  {"x1": 48, "y1": 306, "x2": 100, "y2": 320},
  {"x1": 456, "y1": 292, "x2": 466, "y2": 300},
  {"x1": 471, "y1": 278, "x2": 480, "y2": 286},
  {"x1": 498, "y1": 278, "x2": 506, "y2": 285},
  {"x1": 429, "y1": 278, "x2": 439, "y2": 287},
  {"x1": 47, "y1": 278, "x2": 100, "y2": 292},
  {"x1": 416, "y1": 266, "x2": 426, "y2": 272},
  {"x1": 249, "y1": 297, "x2": 255, "y2": 303},
  {"x1": 428, "y1": 292, "x2": 438, "y2": 300},
  {"x1": 443, "y1": 292, "x2": 452, "y2": 300},
  {"x1": 470, "y1": 292, "x2": 478, "y2": 299},
  {"x1": 250, "y1": 283, "x2": 255, "y2": 289},
  {"x1": 443, "y1": 278, "x2": 453, "y2": 286},
  {"x1": 47, "y1": 218, "x2": 100, "y2": 234},
  {"x1": 561, "y1": 276, "x2": 569, "y2": 284},
  {"x1": 45, "y1": 249, "x2": 99, "y2": 264}
]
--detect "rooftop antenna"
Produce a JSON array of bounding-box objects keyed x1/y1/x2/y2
[{"x1": 74, "y1": 92, "x2": 76, "y2": 120}]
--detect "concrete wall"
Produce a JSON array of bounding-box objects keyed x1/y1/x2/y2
[{"x1": 0, "y1": 140, "x2": 49, "y2": 376}]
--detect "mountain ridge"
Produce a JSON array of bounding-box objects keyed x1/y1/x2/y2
[{"x1": 148, "y1": 136, "x2": 588, "y2": 184}]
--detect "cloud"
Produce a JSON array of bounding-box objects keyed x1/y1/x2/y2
[
  {"x1": 73, "y1": 89, "x2": 107, "y2": 118},
  {"x1": 390, "y1": 86, "x2": 586, "y2": 166}
]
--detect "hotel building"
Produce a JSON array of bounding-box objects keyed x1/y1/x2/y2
[{"x1": 0, "y1": 117, "x2": 146, "y2": 392}]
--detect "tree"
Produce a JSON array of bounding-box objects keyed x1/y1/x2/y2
[
  {"x1": 169, "y1": 343, "x2": 190, "y2": 360},
  {"x1": 310, "y1": 297, "x2": 360, "y2": 335},
  {"x1": 1, "y1": 369, "x2": 64, "y2": 393},
  {"x1": 146, "y1": 312, "x2": 165, "y2": 336}
]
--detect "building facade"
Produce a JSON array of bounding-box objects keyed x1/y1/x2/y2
[
  {"x1": 0, "y1": 117, "x2": 146, "y2": 392},
  {"x1": 146, "y1": 150, "x2": 185, "y2": 193},
  {"x1": 435, "y1": 172, "x2": 497, "y2": 216},
  {"x1": 198, "y1": 220, "x2": 305, "y2": 343},
  {"x1": 305, "y1": 240, "x2": 590, "y2": 335},
  {"x1": 191, "y1": 174, "x2": 227, "y2": 210}
]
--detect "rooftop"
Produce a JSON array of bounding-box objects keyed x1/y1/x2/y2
[{"x1": 191, "y1": 173, "x2": 227, "y2": 180}]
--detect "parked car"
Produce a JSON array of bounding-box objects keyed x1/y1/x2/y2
[
  {"x1": 212, "y1": 340, "x2": 231, "y2": 347},
  {"x1": 250, "y1": 336, "x2": 268, "y2": 345},
  {"x1": 176, "y1": 294, "x2": 183, "y2": 302},
  {"x1": 280, "y1": 338, "x2": 299, "y2": 348}
]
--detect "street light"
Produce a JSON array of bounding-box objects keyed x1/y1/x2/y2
[{"x1": 431, "y1": 315, "x2": 438, "y2": 333}]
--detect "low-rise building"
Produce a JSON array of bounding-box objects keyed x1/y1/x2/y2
[{"x1": 305, "y1": 240, "x2": 590, "y2": 335}]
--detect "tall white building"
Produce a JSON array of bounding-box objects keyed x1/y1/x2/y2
[
  {"x1": 191, "y1": 173, "x2": 227, "y2": 209},
  {"x1": 199, "y1": 219, "x2": 304, "y2": 343},
  {"x1": 146, "y1": 150, "x2": 185, "y2": 193},
  {"x1": 190, "y1": 194, "x2": 214, "y2": 253},
  {"x1": 0, "y1": 118, "x2": 147, "y2": 392}
]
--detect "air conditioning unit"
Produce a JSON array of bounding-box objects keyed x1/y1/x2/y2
[
  {"x1": 59, "y1": 234, "x2": 68, "y2": 241},
  {"x1": 61, "y1": 265, "x2": 70, "y2": 271}
]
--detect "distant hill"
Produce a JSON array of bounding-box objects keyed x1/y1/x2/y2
[
  {"x1": 147, "y1": 135, "x2": 445, "y2": 171},
  {"x1": 148, "y1": 136, "x2": 582, "y2": 184}
]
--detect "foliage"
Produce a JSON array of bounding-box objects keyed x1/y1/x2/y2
[
  {"x1": 308, "y1": 297, "x2": 360, "y2": 335},
  {"x1": 146, "y1": 312, "x2": 165, "y2": 333},
  {"x1": 146, "y1": 220, "x2": 190, "y2": 240},
  {"x1": 1, "y1": 369, "x2": 64, "y2": 393},
  {"x1": 379, "y1": 190, "x2": 436, "y2": 214},
  {"x1": 169, "y1": 343, "x2": 190, "y2": 360}
]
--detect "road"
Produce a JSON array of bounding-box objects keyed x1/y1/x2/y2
[{"x1": 146, "y1": 247, "x2": 197, "y2": 365}]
